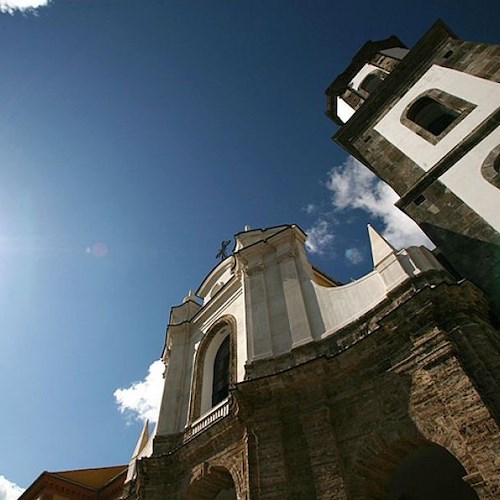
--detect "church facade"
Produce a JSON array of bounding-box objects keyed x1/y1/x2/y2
[
  {"x1": 125, "y1": 220, "x2": 499, "y2": 499},
  {"x1": 21, "y1": 21, "x2": 500, "y2": 500},
  {"x1": 123, "y1": 21, "x2": 500, "y2": 499}
]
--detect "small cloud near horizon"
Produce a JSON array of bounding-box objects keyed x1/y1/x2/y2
[
  {"x1": 0, "y1": 0, "x2": 51, "y2": 14},
  {"x1": 114, "y1": 360, "x2": 164, "y2": 424},
  {"x1": 0, "y1": 475, "x2": 25, "y2": 500}
]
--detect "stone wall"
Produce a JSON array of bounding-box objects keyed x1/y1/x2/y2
[{"x1": 130, "y1": 279, "x2": 500, "y2": 499}]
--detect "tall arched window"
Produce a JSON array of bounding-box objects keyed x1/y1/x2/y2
[
  {"x1": 189, "y1": 318, "x2": 236, "y2": 421},
  {"x1": 406, "y1": 96, "x2": 460, "y2": 136},
  {"x1": 212, "y1": 336, "x2": 230, "y2": 407}
]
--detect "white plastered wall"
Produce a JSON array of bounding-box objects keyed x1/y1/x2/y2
[
  {"x1": 157, "y1": 268, "x2": 247, "y2": 434},
  {"x1": 337, "y1": 63, "x2": 390, "y2": 124},
  {"x1": 374, "y1": 65, "x2": 500, "y2": 171},
  {"x1": 337, "y1": 97, "x2": 356, "y2": 123},
  {"x1": 374, "y1": 65, "x2": 500, "y2": 230},
  {"x1": 314, "y1": 271, "x2": 386, "y2": 337},
  {"x1": 440, "y1": 130, "x2": 500, "y2": 230},
  {"x1": 188, "y1": 286, "x2": 247, "y2": 422},
  {"x1": 349, "y1": 63, "x2": 388, "y2": 90},
  {"x1": 313, "y1": 245, "x2": 443, "y2": 339}
]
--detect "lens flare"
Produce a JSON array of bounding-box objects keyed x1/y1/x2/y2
[{"x1": 85, "y1": 242, "x2": 108, "y2": 258}]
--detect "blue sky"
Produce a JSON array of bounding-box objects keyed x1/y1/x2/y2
[{"x1": 0, "y1": 0, "x2": 498, "y2": 497}]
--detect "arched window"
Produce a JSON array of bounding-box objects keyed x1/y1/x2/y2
[
  {"x1": 212, "y1": 336, "x2": 230, "y2": 406},
  {"x1": 359, "y1": 71, "x2": 385, "y2": 95},
  {"x1": 188, "y1": 318, "x2": 236, "y2": 422},
  {"x1": 401, "y1": 89, "x2": 475, "y2": 144},
  {"x1": 407, "y1": 96, "x2": 460, "y2": 136}
]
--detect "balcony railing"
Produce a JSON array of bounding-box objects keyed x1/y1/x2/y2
[{"x1": 184, "y1": 398, "x2": 230, "y2": 441}]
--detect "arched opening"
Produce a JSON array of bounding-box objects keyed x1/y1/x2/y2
[
  {"x1": 359, "y1": 71, "x2": 385, "y2": 95},
  {"x1": 390, "y1": 444, "x2": 479, "y2": 499},
  {"x1": 406, "y1": 96, "x2": 460, "y2": 136},
  {"x1": 186, "y1": 467, "x2": 237, "y2": 500},
  {"x1": 212, "y1": 335, "x2": 230, "y2": 407},
  {"x1": 189, "y1": 317, "x2": 237, "y2": 421}
]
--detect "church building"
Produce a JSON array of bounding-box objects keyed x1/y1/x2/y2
[
  {"x1": 326, "y1": 20, "x2": 500, "y2": 315},
  {"x1": 21, "y1": 20, "x2": 500, "y2": 500}
]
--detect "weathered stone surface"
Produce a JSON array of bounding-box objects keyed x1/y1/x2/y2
[{"x1": 128, "y1": 280, "x2": 500, "y2": 499}]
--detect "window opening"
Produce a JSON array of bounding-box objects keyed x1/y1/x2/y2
[
  {"x1": 414, "y1": 194, "x2": 426, "y2": 206},
  {"x1": 407, "y1": 96, "x2": 460, "y2": 136},
  {"x1": 360, "y1": 72, "x2": 385, "y2": 94},
  {"x1": 212, "y1": 336, "x2": 230, "y2": 406}
]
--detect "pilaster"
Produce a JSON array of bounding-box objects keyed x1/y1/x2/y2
[{"x1": 277, "y1": 246, "x2": 314, "y2": 349}]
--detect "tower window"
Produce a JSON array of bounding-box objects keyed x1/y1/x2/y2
[
  {"x1": 401, "y1": 89, "x2": 475, "y2": 144},
  {"x1": 359, "y1": 71, "x2": 385, "y2": 95},
  {"x1": 407, "y1": 96, "x2": 460, "y2": 136},
  {"x1": 212, "y1": 336, "x2": 230, "y2": 407}
]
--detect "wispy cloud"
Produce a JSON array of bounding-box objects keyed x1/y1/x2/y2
[
  {"x1": 114, "y1": 360, "x2": 164, "y2": 424},
  {"x1": 0, "y1": 0, "x2": 51, "y2": 14},
  {"x1": 324, "y1": 156, "x2": 432, "y2": 249},
  {"x1": 344, "y1": 247, "x2": 364, "y2": 264},
  {"x1": 303, "y1": 203, "x2": 317, "y2": 215},
  {"x1": 305, "y1": 219, "x2": 334, "y2": 255},
  {"x1": 0, "y1": 475, "x2": 24, "y2": 500}
]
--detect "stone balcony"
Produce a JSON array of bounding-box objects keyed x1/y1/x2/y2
[{"x1": 184, "y1": 398, "x2": 230, "y2": 442}]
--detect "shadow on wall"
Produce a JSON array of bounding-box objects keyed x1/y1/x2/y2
[
  {"x1": 185, "y1": 466, "x2": 236, "y2": 500},
  {"x1": 391, "y1": 444, "x2": 479, "y2": 500},
  {"x1": 421, "y1": 222, "x2": 500, "y2": 321},
  {"x1": 334, "y1": 334, "x2": 482, "y2": 499}
]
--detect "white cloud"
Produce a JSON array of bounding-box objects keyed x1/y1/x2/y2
[
  {"x1": 303, "y1": 203, "x2": 317, "y2": 215},
  {"x1": 114, "y1": 360, "x2": 164, "y2": 424},
  {"x1": 0, "y1": 476, "x2": 24, "y2": 500},
  {"x1": 305, "y1": 219, "x2": 334, "y2": 255},
  {"x1": 344, "y1": 247, "x2": 364, "y2": 265},
  {"x1": 326, "y1": 156, "x2": 433, "y2": 249},
  {"x1": 0, "y1": 0, "x2": 51, "y2": 14}
]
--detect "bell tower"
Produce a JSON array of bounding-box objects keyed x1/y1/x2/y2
[{"x1": 326, "y1": 20, "x2": 500, "y2": 315}]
